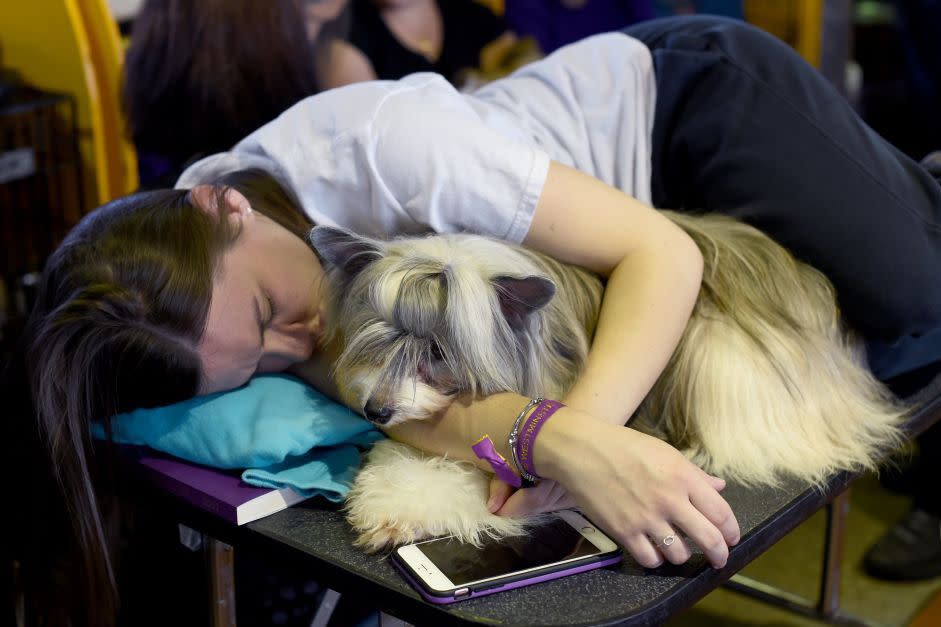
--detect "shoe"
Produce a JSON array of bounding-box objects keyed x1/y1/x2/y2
[{"x1": 863, "y1": 508, "x2": 941, "y2": 581}]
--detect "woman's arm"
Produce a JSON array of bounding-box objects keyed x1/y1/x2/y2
[
  {"x1": 389, "y1": 392, "x2": 738, "y2": 569},
  {"x1": 315, "y1": 40, "x2": 378, "y2": 90},
  {"x1": 524, "y1": 161, "x2": 703, "y2": 425},
  {"x1": 387, "y1": 159, "x2": 702, "y2": 428},
  {"x1": 388, "y1": 161, "x2": 739, "y2": 568}
]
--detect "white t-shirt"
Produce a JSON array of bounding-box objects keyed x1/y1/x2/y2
[{"x1": 176, "y1": 32, "x2": 656, "y2": 243}]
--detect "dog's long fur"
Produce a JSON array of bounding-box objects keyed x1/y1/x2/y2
[{"x1": 310, "y1": 212, "x2": 906, "y2": 551}]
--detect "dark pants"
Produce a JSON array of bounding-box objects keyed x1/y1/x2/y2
[{"x1": 624, "y1": 16, "x2": 941, "y2": 381}]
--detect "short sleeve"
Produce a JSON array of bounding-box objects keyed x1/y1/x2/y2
[
  {"x1": 368, "y1": 76, "x2": 550, "y2": 242},
  {"x1": 174, "y1": 152, "x2": 289, "y2": 189}
]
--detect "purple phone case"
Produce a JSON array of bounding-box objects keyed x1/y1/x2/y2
[{"x1": 392, "y1": 550, "x2": 624, "y2": 604}]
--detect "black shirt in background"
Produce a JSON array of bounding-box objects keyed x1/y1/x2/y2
[{"x1": 350, "y1": 0, "x2": 506, "y2": 85}]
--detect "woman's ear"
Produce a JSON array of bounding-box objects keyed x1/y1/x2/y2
[{"x1": 190, "y1": 184, "x2": 254, "y2": 219}]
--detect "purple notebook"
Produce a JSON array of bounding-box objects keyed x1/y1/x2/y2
[{"x1": 136, "y1": 454, "x2": 308, "y2": 525}]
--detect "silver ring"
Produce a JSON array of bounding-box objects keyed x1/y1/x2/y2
[{"x1": 661, "y1": 534, "x2": 676, "y2": 547}]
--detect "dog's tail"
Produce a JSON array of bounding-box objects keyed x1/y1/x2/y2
[{"x1": 634, "y1": 211, "x2": 907, "y2": 487}]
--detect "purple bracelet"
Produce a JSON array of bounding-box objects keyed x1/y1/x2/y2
[
  {"x1": 472, "y1": 434, "x2": 522, "y2": 488},
  {"x1": 515, "y1": 399, "x2": 565, "y2": 481}
]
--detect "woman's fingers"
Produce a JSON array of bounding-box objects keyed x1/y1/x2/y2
[
  {"x1": 689, "y1": 464, "x2": 727, "y2": 493},
  {"x1": 542, "y1": 482, "x2": 577, "y2": 512},
  {"x1": 527, "y1": 418, "x2": 741, "y2": 571},
  {"x1": 495, "y1": 480, "x2": 574, "y2": 516},
  {"x1": 623, "y1": 533, "x2": 663, "y2": 569},
  {"x1": 495, "y1": 481, "x2": 550, "y2": 516},
  {"x1": 487, "y1": 475, "x2": 515, "y2": 513},
  {"x1": 704, "y1": 472, "x2": 726, "y2": 492},
  {"x1": 688, "y1": 475, "x2": 740, "y2": 546},
  {"x1": 649, "y1": 528, "x2": 692, "y2": 565},
  {"x1": 624, "y1": 530, "x2": 693, "y2": 569},
  {"x1": 671, "y1": 502, "x2": 732, "y2": 568}
]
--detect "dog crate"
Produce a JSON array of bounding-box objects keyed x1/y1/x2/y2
[{"x1": 0, "y1": 85, "x2": 84, "y2": 355}]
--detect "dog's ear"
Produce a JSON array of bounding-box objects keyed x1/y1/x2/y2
[
  {"x1": 309, "y1": 225, "x2": 383, "y2": 281},
  {"x1": 493, "y1": 275, "x2": 556, "y2": 330}
]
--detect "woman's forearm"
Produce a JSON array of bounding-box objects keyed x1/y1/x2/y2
[
  {"x1": 386, "y1": 392, "x2": 532, "y2": 472},
  {"x1": 389, "y1": 166, "x2": 704, "y2": 458},
  {"x1": 383, "y1": 388, "x2": 680, "y2": 491},
  {"x1": 563, "y1": 231, "x2": 703, "y2": 425},
  {"x1": 385, "y1": 394, "x2": 620, "y2": 489},
  {"x1": 386, "y1": 234, "x2": 703, "y2": 467},
  {"x1": 520, "y1": 161, "x2": 704, "y2": 427}
]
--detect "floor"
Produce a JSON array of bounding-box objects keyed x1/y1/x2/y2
[{"x1": 668, "y1": 474, "x2": 941, "y2": 627}]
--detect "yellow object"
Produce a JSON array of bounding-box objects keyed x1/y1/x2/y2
[
  {"x1": 0, "y1": 0, "x2": 138, "y2": 211},
  {"x1": 795, "y1": 0, "x2": 823, "y2": 68},
  {"x1": 76, "y1": 0, "x2": 139, "y2": 198},
  {"x1": 475, "y1": 0, "x2": 505, "y2": 16},
  {"x1": 743, "y1": 0, "x2": 824, "y2": 67}
]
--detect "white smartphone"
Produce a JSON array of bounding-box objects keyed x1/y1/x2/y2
[{"x1": 391, "y1": 509, "x2": 623, "y2": 604}]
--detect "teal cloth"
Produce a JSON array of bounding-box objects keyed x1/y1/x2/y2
[{"x1": 92, "y1": 374, "x2": 384, "y2": 501}]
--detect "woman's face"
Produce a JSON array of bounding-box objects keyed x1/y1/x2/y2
[{"x1": 195, "y1": 187, "x2": 328, "y2": 394}]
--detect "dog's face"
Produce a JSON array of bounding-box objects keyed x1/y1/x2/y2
[{"x1": 309, "y1": 226, "x2": 555, "y2": 427}]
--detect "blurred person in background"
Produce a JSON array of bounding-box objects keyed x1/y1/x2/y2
[
  {"x1": 860, "y1": 0, "x2": 941, "y2": 583},
  {"x1": 504, "y1": 0, "x2": 657, "y2": 53},
  {"x1": 347, "y1": 0, "x2": 541, "y2": 89},
  {"x1": 123, "y1": 0, "x2": 341, "y2": 189}
]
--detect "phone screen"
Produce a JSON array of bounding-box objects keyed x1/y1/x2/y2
[{"x1": 417, "y1": 517, "x2": 602, "y2": 586}]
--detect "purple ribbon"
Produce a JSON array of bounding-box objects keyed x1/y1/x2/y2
[{"x1": 472, "y1": 434, "x2": 522, "y2": 488}]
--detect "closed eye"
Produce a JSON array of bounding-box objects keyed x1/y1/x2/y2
[
  {"x1": 257, "y1": 293, "x2": 276, "y2": 348},
  {"x1": 265, "y1": 294, "x2": 277, "y2": 325}
]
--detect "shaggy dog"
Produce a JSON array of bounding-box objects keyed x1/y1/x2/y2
[{"x1": 309, "y1": 213, "x2": 906, "y2": 552}]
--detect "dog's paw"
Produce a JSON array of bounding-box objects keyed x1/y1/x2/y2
[{"x1": 345, "y1": 440, "x2": 531, "y2": 552}]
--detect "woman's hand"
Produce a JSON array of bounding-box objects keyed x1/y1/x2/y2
[
  {"x1": 388, "y1": 394, "x2": 739, "y2": 569},
  {"x1": 533, "y1": 411, "x2": 740, "y2": 569},
  {"x1": 486, "y1": 477, "x2": 576, "y2": 515}
]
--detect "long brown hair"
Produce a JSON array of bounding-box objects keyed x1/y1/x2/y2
[
  {"x1": 123, "y1": 0, "x2": 321, "y2": 177},
  {"x1": 19, "y1": 169, "x2": 311, "y2": 625}
]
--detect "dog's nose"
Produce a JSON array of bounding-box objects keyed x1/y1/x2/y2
[{"x1": 364, "y1": 403, "x2": 394, "y2": 425}]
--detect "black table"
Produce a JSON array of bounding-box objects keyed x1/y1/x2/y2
[{"x1": 168, "y1": 371, "x2": 941, "y2": 627}]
